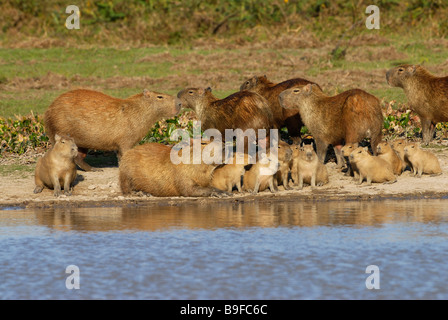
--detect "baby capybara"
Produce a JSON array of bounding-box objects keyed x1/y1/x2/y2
[
  {"x1": 349, "y1": 147, "x2": 396, "y2": 185},
  {"x1": 240, "y1": 75, "x2": 321, "y2": 144},
  {"x1": 404, "y1": 142, "x2": 442, "y2": 178},
  {"x1": 211, "y1": 153, "x2": 252, "y2": 192},
  {"x1": 119, "y1": 142, "x2": 228, "y2": 197},
  {"x1": 44, "y1": 89, "x2": 179, "y2": 171},
  {"x1": 34, "y1": 134, "x2": 78, "y2": 197},
  {"x1": 176, "y1": 87, "x2": 274, "y2": 136},
  {"x1": 391, "y1": 139, "x2": 412, "y2": 172},
  {"x1": 386, "y1": 65, "x2": 448, "y2": 144},
  {"x1": 243, "y1": 154, "x2": 279, "y2": 194},
  {"x1": 294, "y1": 143, "x2": 329, "y2": 189},
  {"x1": 377, "y1": 141, "x2": 403, "y2": 176},
  {"x1": 341, "y1": 143, "x2": 360, "y2": 180},
  {"x1": 279, "y1": 84, "x2": 383, "y2": 168},
  {"x1": 275, "y1": 140, "x2": 293, "y2": 190}
]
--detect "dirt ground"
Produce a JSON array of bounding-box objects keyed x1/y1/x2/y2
[{"x1": 1, "y1": 144, "x2": 448, "y2": 209}]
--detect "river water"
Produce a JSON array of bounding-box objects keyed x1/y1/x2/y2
[{"x1": 1, "y1": 199, "x2": 448, "y2": 300}]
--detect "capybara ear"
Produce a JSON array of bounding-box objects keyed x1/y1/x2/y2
[
  {"x1": 143, "y1": 89, "x2": 151, "y2": 98},
  {"x1": 407, "y1": 65, "x2": 417, "y2": 75},
  {"x1": 205, "y1": 87, "x2": 212, "y2": 93},
  {"x1": 262, "y1": 75, "x2": 267, "y2": 80},
  {"x1": 55, "y1": 134, "x2": 61, "y2": 142},
  {"x1": 304, "y1": 84, "x2": 313, "y2": 94}
]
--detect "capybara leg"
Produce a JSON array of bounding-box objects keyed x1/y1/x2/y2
[
  {"x1": 189, "y1": 186, "x2": 230, "y2": 197},
  {"x1": 119, "y1": 171, "x2": 132, "y2": 195},
  {"x1": 34, "y1": 186, "x2": 44, "y2": 194},
  {"x1": 315, "y1": 140, "x2": 328, "y2": 164},
  {"x1": 421, "y1": 118, "x2": 434, "y2": 145},
  {"x1": 75, "y1": 148, "x2": 98, "y2": 172},
  {"x1": 370, "y1": 134, "x2": 381, "y2": 156},
  {"x1": 34, "y1": 176, "x2": 44, "y2": 194},
  {"x1": 253, "y1": 177, "x2": 261, "y2": 194},
  {"x1": 366, "y1": 177, "x2": 372, "y2": 186},
  {"x1": 298, "y1": 173, "x2": 304, "y2": 190},
  {"x1": 333, "y1": 145, "x2": 345, "y2": 169},
  {"x1": 63, "y1": 174, "x2": 73, "y2": 196},
  {"x1": 310, "y1": 174, "x2": 316, "y2": 188},
  {"x1": 283, "y1": 172, "x2": 291, "y2": 190},
  {"x1": 52, "y1": 176, "x2": 62, "y2": 197},
  {"x1": 269, "y1": 177, "x2": 278, "y2": 193}
]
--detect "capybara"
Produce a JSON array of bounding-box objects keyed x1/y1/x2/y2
[
  {"x1": 349, "y1": 147, "x2": 397, "y2": 185},
  {"x1": 279, "y1": 84, "x2": 383, "y2": 168},
  {"x1": 391, "y1": 139, "x2": 412, "y2": 172},
  {"x1": 290, "y1": 144, "x2": 301, "y2": 186},
  {"x1": 119, "y1": 142, "x2": 228, "y2": 197},
  {"x1": 275, "y1": 140, "x2": 293, "y2": 190},
  {"x1": 403, "y1": 142, "x2": 442, "y2": 177},
  {"x1": 176, "y1": 87, "x2": 274, "y2": 136},
  {"x1": 240, "y1": 75, "x2": 321, "y2": 144},
  {"x1": 341, "y1": 143, "x2": 360, "y2": 179},
  {"x1": 386, "y1": 64, "x2": 448, "y2": 144},
  {"x1": 211, "y1": 153, "x2": 252, "y2": 192},
  {"x1": 243, "y1": 154, "x2": 279, "y2": 194},
  {"x1": 44, "y1": 89, "x2": 179, "y2": 172},
  {"x1": 34, "y1": 134, "x2": 78, "y2": 197},
  {"x1": 294, "y1": 143, "x2": 329, "y2": 189},
  {"x1": 377, "y1": 141, "x2": 403, "y2": 175}
]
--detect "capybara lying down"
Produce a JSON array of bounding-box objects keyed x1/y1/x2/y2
[
  {"x1": 391, "y1": 139, "x2": 412, "y2": 172},
  {"x1": 211, "y1": 153, "x2": 252, "y2": 193},
  {"x1": 34, "y1": 134, "x2": 78, "y2": 197},
  {"x1": 119, "y1": 142, "x2": 229, "y2": 197},
  {"x1": 279, "y1": 84, "x2": 383, "y2": 168},
  {"x1": 44, "y1": 89, "x2": 179, "y2": 172},
  {"x1": 243, "y1": 153, "x2": 279, "y2": 194},
  {"x1": 176, "y1": 87, "x2": 274, "y2": 135},
  {"x1": 404, "y1": 142, "x2": 442, "y2": 178},
  {"x1": 386, "y1": 64, "x2": 448, "y2": 144},
  {"x1": 349, "y1": 147, "x2": 397, "y2": 185},
  {"x1": 293, "y1": 143, "x2": 329, "y2": 189},
  {"x1": 240, "y1": 75, "x2": 321, "y2": 144}
]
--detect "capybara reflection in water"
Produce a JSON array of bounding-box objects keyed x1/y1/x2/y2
[
  {"x1": 119, "y1": 142, "x2": 229, "y2": 197},
  {"x1": 279, "y1": 84, "x2": 383, "y2": 168},
  {"x1": 349, "y1": 147, "x2": 396, "y2": 185},
  {"x1": 240, "y1": 75, "x2": 321, "y2": 144},
  {"x1": 34, "y1": 134, "x2": 78, "y2": 197},
  {"x1": 404, "y1": 142, "x2": 442, "y2": 178},
  {"x1": 44, "y1": 89, "x2": 179, "y2": 171},
  {"x1": 387, "y1": 65, "x2": 448, "y2": 144}
]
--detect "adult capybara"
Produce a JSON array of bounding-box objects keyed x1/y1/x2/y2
[
  {"x1": 279, "y1": 84, "x2": 383, "y2": 168},
  {"x1": 341, "y1": 143, "x2": 360, "y2": 180},
  {"x1": 377, "y1": 141, "x2": 403, "y2": 176},
  {"x1": 44, "y1": 89, "x2": 179, "y2": 171},
  {"x1": 349, "y1": 147, "x2": 396, "y2": 185},
  {"x1": 243, "y1": 154, "x2": 279, "y2": 194},
  {"x1": 275, "y1": 140, "x2": 293, "y2": 190},
  {"x1": 386, "y1": 64, "x2": 448, "y2": 144},
  {"x1": 294, "y1": 143, "x2": 329, "y2": 189},
  {"x1": 403, "y1": 142, "x2": 442, "y2": 177},
  {"x1": 176, "y1": 87, "x2": 274, "y2": 136},
  {"x1": 240, "y1": 75, "x2": 321, "y2": 144},
  {"x1": 119, "y1": 142, "x2": 228, "y2": 197},
  {"x1": 34, "y1": 134, "x2": 78, "y2": 197},
  {"x1": 391, "y1": 139, "x2": 412, "y2": 172},
  {"x1": 211, "y1": 153, "x2": 252, "y2": 192}
]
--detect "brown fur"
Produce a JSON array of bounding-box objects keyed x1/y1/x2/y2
[
  {"x1": 403, "y1": 142, "x2": 442, "y2": 177},
  {"x1": 44, "y1": 89, "x2": 179, "y2": 171},
  {"x1": 176, "y1": 87, "x2": 274, "y2": 135},
  {"x1": 341, "y1": 143, "x2": 360, "y2": 179},
  {"x1": 119, "y1": 142, "x2": 228, "y2": 197},
  {"x1": 293, "y1": 143, "x2": 329, "y2": 189},
  {"x1": 211, "y1": 153, "x2": 251, "y2": 192},
  {"x1": 376, "y1": 141, "x2": 403, "y2": 175},
  {"x1": 34, "y1": 134, "x2": 78, "y2": 197},
  {"x1": 279, "y1": 84, "x2": 383, "y2": 168},
  {"x1": 391, "y1": 139, "x2": 412, "y2": 172},
  {"x1": 240, "y1": 76, "x2": 321, "y2": 144},
  {"x1": 349, "y1": 147, "x2": 397, "y2": 185},
  {"x1": 243, "y1": 154, "x2": 279, "y2": 194},
  {"x1": 387, "y1": 65, "x2": 448, "y2": 144},
  {"x1": 275, "y1": 140, "x2": 293, "y2": 190}
]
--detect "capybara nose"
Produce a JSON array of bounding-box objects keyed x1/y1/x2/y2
[{"x1": 175, "y1": 98, "x2": 183, "y2": 110}]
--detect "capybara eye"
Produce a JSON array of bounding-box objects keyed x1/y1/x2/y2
[
  {"x1": 398, "y1": 68, "x2": 404, "y2": 72},
  {"x1": 246, "y1": 81, "x2": 250, "y2": 85},
  {"x1": 188, "y1": 90, "x2": 194, "y2": 95},
  {"x1": 293, "y1": 89, "x2": 300, "y2": 93},
  {"x1": 157, "y1": 96, "x2": 163, "y2": 99}
]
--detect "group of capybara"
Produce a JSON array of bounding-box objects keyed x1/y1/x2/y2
[{"x1": 33, "y1": 64, "x2": 447, "y2": 197}]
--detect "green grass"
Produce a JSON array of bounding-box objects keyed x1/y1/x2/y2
[{"x1": 0, "y1": 164, "x2": 35, "y2": 177}]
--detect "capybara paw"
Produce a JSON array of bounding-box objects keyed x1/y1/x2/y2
[
  {"x1": 64, "y1": 190, "x2": 72, "y2": 196},
  {"x1": 33, "y1": 186, "x2": 43, "y2": 194},
  {"x1": 53, "y1": 190, "x2": 62, "y2": 197}
]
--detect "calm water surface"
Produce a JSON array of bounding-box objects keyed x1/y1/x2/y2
[{"x1": 1, "y1": 199, "x2": 448, "y2": 299}]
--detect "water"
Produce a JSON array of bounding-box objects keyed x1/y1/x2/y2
[{"x1": 1, "y1": 199, "x2": 448, "y2": 300}]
